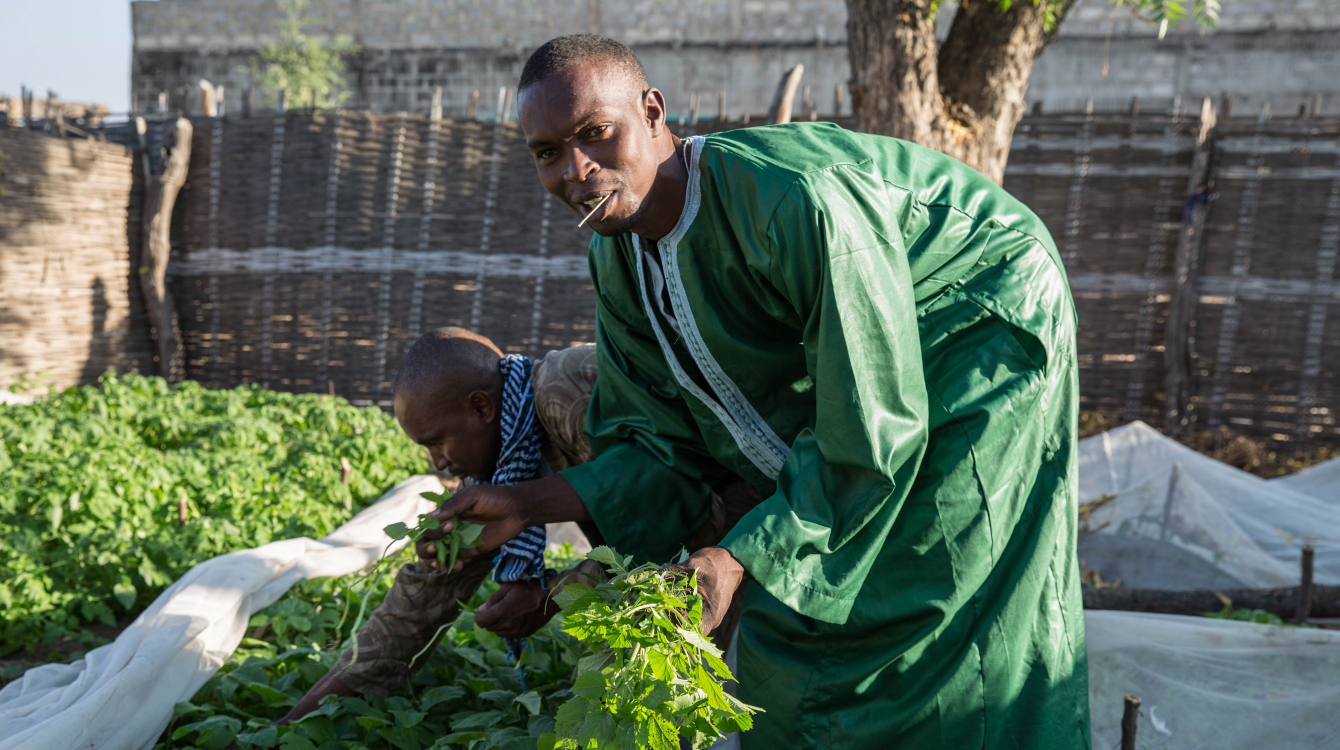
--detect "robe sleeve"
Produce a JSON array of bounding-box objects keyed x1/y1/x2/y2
[
  {"x1": 719, "y1": 173, "x2": 930, "y2": 625},
  {"x1": 559, "y1": 252, "x2": 722, "y2": 564}
]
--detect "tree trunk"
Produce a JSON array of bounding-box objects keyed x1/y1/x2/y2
[
  {"x1": 846, "y1": 0, "x2": 1077, "y2": 184},
  {"x1": 139, "y1": 117, "x2": 192, "y2": 383}
]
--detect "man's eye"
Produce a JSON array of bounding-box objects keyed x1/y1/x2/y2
[
  {"x1": 536, "y1": 148, "x2": 556, "y2": 160},
  {"x1": 588, "y1": 125, "x2": 609, "y2": 138}
]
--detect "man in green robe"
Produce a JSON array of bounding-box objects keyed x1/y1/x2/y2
[{"x1": 424, "y1": 35, "x2": 1090, "y2": 748}]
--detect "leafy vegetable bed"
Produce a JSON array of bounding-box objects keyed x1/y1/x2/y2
[
  {"x1": 0, "y1": 374, "x2": 427, "y2": 657},
  {"x1": 159, "y1": 548, "x2": 587, "y2": 750}
]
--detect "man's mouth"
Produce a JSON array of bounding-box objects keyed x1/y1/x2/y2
[{"x1": 573, "y1": 191, "x2": 614, "y2": 225}]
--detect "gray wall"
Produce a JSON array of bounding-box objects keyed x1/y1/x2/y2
[{"x1": 130, "y1": 0, "x2": 1340, "y2": 118}]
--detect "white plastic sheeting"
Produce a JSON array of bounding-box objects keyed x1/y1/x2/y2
[
  {"x1": 1273, "y1": 455, "x2": 1340, "y2": 502},
  {"x1": 1087, "y1": 610, "x2": 1340, "y2": 750},
  {"x1": 0, "y1": 475, "x2": 440, "y2": 750},
  {"x1": 1078, "y1": 421, "x2": 1340, "y2": 589}
]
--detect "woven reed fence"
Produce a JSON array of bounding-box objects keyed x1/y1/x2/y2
[
  {"x1": 0, "y1": 129, "x2": 153, "y2": 389},
  {"x1": 4, "y1": 108, "x2": 1339, "y2": 445}
]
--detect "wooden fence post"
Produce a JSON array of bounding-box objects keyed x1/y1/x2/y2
[
  {"x1": 139, "y1": 117, "x2": 193, "y2": 382},
  {"x1": 1297, "y1": 544, "x2": 1316, "y2": 624},
  {"x1": 1163, "y1": 97, "x2": 1217, "y2": 437},
  {"x1": 467, "y1": 90, "x2": 479, "y2": 119},
  {"x1": 1121, "y1": 694, "x2": 1140, "y2": 750},
  {"x1": 767, "y1": 64, "x2": 804, "y2": 125},
  {"x1": 198, "y1": 79, "x2": 218, "y2": 118}
]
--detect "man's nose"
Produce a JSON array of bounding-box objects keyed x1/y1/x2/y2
[
  {"x1": 564, "y1": 147, "x2": 598, "y2": 183},
  {"x1": 429, "y1": 449, "x2": 449, "y2": 471}
]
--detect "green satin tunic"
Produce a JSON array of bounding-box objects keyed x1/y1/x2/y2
[{"x1": 560, "y1": 123, "x2": 1090, "y2": 749}]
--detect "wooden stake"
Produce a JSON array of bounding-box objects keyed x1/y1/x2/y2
[
  {"x1": 718, "y1": 90, "x2": 726, "y2": 121},
  {"x1": 216, "y1": 85, "x2": 226, "y2": 118},
  {"x1": 467, "y1": 90, "x2": 479, "y2": 119},
  {"x1": 328, "y1": 379, "x2": 335, "y2": 397},
  {"x1": 834, "y1": 83, "x2": 843, "y2": 117},
  {"x1": 277, "y1": 89, "x2": 287, "y2": 115},
  {"x1": 1313, "y1": 95, "x2": 1324, "y2": 117},
  {"x1": 157, "y1": 91, "x2": 168, "y2": 116},
  {"x1": 178, "y1": 496, "x2": 189, "y2": 527},
  {"x1": 1121, "y1": 694, "x2": 1140, "y2": 750},
  {"x1": 1297, "y1": 544, "x2": 1315, "y2": 624},
  {"x1": 767, "y1": 64, "x2": 804, "y2": 125},
  {"x1": 340, "y1": 457, "x2": 352, "y2": 486},
  {"x1": 430, "y1": 86, "x2": 443, "y2": 121},
  {"x1": 198, "y1": 79, "x2": 217, "y2": 118}
]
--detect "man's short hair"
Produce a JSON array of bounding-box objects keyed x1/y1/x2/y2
[{"x1": 518, "y1": 34, "x2": 649, "y2": 94}]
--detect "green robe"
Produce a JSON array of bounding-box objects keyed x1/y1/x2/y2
[{"x1": 560, "y1": 123, "x2": 1089, "y2": 749}]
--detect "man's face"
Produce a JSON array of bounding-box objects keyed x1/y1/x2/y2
[
  {"x1": 519, "y1": 61, "x2": 667, "y2": 237},
  {"x1": 395, "y1": 389, "x2": 502, "y2": 482}
]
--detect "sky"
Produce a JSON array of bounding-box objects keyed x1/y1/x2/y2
[{"x1": 0, "y1": 0, "x2": 135, "y2": 112}]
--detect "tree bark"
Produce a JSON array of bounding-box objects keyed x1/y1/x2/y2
[
  {"x1": 846, "y1": 0, "x2": 1077, "y2": 184},
  {"x1": 139, "y1": 117, "x2": 192, "y2": 383}
]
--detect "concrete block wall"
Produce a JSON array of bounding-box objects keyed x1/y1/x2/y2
[{"x1": 130, "y1": 0, "x2": 1340, "y2": 118}]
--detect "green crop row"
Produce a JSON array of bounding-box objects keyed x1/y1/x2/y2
[
  {"x1": 155, "y1": 547, "x2": 588, "y2": 750},
  {"x1": 0, "y1": 373, "x2": 428, "y2": 656}
]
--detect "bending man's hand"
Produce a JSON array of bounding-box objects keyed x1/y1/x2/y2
[
  {"x1": 661, "y1": 546, "x2": 745, "y2": 636},
  {"x1": 474, "y1": 580, "x2": 560, "y2": 639},
  {"x1": 417, "y1": 473, "x2": 592, "y2": 571},
  {"x1": 416, "y1": 483, "x2": 529, "y2": 568},
  {"x1": 475, "y1": 562, "x2": 605, "y2": 638}
]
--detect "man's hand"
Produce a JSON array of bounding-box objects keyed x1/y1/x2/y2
[
  {"x1": 416, "y1": 483, "x2": 529, "y2": 569},
  {"x1": 474, "y1": 580, "x2": 561, "y2": 639},
  {"x1": 661, "y1": 546, "x2": 745, "y2": 636},
  {"x1": 417, "y1": 473, "x2": 593, "y2": 571}
]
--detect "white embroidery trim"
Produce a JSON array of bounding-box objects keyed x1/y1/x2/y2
[{"x1": 635, "y1": 136, "x2": 791, "y2": 480}]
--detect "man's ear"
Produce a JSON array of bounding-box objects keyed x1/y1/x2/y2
[
  {"x1": 644, "y1": 87, "x2": 668, "y2": 138},
  {"x1": 466, "y1": 390, "x2": 496, "y2": 422}
]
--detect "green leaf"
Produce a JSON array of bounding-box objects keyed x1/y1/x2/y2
[
  {"x1": 420, "y1": 490, "x2": 449, "y2": 503},
  {"x1": 376, "y1": 725, "x2": 423, "y2": 750},
  {"x1": 383, "y1": 522, "x2": 411, "y2": 540},
  {"x1": 450, "y1": 710, "x2": 507, "y2": 730},
  {"x1": 112, "y1": 581, "x2": 136, "y2": 611},
  {"x1": 570, "y1": 670, "x2": 606, "y2": 698},
  {"x1": 419, "y1": 685, "x2": 466, "y2": 711},
  {"x1": 514, "y1": 690, "x2": 543, "y2": 716},
  {"x1": 585, "y1": 546, "x2": 621, "y2": 570},
  {"x1": 455, "y1": 521, "x2": 485, "y2": 548},
  {"x1": 277, "y1": 731, "x2": 317, "y2": 750},
  {"x1": 536, "y1": 733, "x2": 557, "y2": 750},
  {"x1": 642, "y1": 681, "x2": 674, "y2": 709},
  {"x1": 574, "y1": 647, "x2": 615, "y2": 676},
  {"x1": 479, "y1": 688, "x2": 518, "y2": 706},
  {"x1": 552, "y1": 583, "x2": 594, "y2": 612}
]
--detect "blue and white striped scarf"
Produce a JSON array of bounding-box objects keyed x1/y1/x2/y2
[
  {"x1": 488, "y1": 354, "x2": 547, "y2": 583},
  {"x1": 482, "y1": 354, "x2": 547, "y2": 677}
]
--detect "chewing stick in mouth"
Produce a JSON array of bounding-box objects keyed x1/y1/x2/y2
[{"x1": 576, "y1": 194, "x2": 610, "y2": 228}]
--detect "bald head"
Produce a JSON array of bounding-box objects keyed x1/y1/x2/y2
[
  {"x1": 394, "y1": 327, "x2": 502, "y2": 406},
  {"x1": 394, "y1": 328, "x2": 506, "y2": 480}
]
